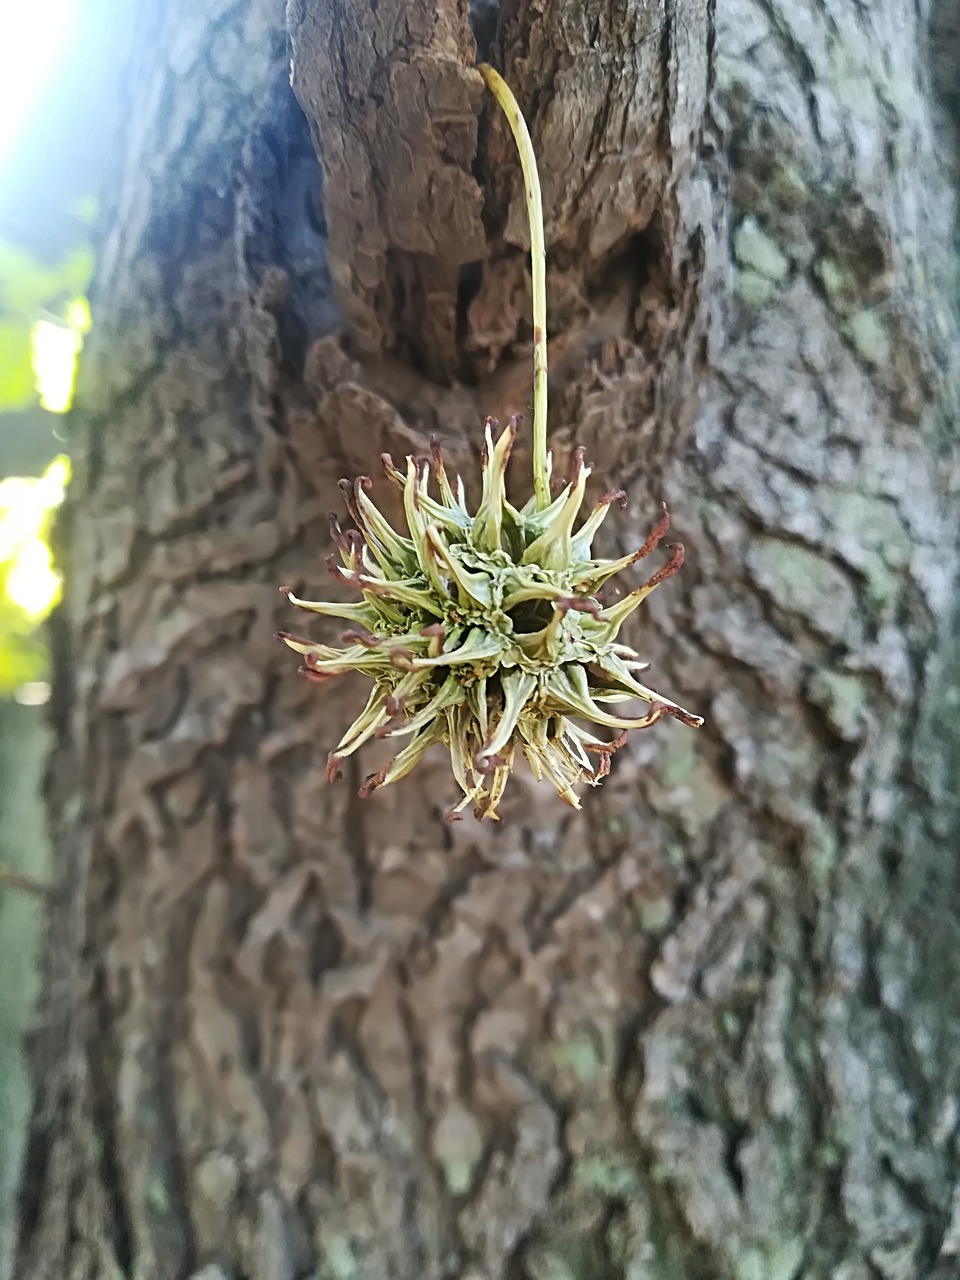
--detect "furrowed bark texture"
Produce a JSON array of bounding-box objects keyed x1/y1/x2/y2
[{"x1": 12, "y1": 0, "x2": 960, "y2": 1278}]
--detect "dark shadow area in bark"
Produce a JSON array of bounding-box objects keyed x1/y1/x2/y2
[
  {"x1": 930, "y1": 0, "x2": 960, "y2": 132},
  {"x1": 237, "y1": 80, "x2": 340, "y2": 380},
  {"x1": 86, "y1": 960, "x2": 136, "y2": 1276},
  {"x1": 470, "y1": 0, "x2": 501, "y2": 60}
]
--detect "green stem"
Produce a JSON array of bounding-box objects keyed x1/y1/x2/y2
[{"x1": 478, "y1": 64, "x2": 550, "y2": 512}]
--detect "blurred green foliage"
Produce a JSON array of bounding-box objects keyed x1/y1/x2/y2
[
  {"x1": 0, "y1": 456, "x2": 69, "y2": 694},
  {"x1": 0, "y1": 239, "x2": 92, "y2": 413},
  {"x1": 0, "y1": 238, "x2": 88, "y2": 694}
]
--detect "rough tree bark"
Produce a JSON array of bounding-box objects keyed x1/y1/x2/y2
[{"x1": 11, "y1": 0, "x2": 960, "y2": 1277}]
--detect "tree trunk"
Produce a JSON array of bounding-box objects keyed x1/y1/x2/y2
[{"x1": 12, "y1": 0, "x2": 960, "y2": 1277}]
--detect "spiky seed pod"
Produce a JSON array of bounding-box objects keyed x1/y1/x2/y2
[
  {"x1": 278, "y1": 67, "x2": 703, "y2": 821},
  {"x1": 279, "y1": 419, "x2": 702, "y2": 821}
]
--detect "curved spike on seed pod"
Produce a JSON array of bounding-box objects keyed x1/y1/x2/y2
[
  {"x1": 327, "y1": 529, "x2": 363, "y2": 576},
  {"x1": 570, "y1": 487, "x2": 630, "y2": 561},
  {"x1": 351, "y1": 476, "x2": 373, "y2": 513},
  {"x1": 480, "y1": 416, "x2": 500, "y2": 466},
  {"x1": 402, "y1": 457, "x2": 425, "y2": 544},
  {"x1": 478, "y1": 670, "x2": 537, "y2": 764},
  {"x1": 419, "y1": 621, "x2": 446, "y2": 657},
  {"x1": 555, "y1": 788, "x2": 581, "y2": 810},
  {"x1": 473, "y1": 795, "x2": 505, "y2": 822},
  {"x1": 585, "y1": 731, "x2": 626, "y2": 780},
  {"x1": 351, "y1": 485, "x2": 414, "y2": 577},
  {"x1": 359, "y1": 770, "x2": 387, "y2": 798},
  {"x1": 501, "y1": 579, "x2": 569, "y2": 611},
  {"x1": 573, "y1": 523, "x2": 677, "y2": 591},
  {"x1": 382, "y1": 676, "x2": 460, "y2": 743},
  {"x1": 593, "y1": 751, "x2": 612, "y2": 779},
  {"x1": 328, "y1": 516, "x2": 363, "y2": 566},
  {"x1": 429, "y1": 435, "x2": 458, "y2": 508},
  {"x1": 350, "y1": 572, "x2": 444, "y2": 613},
  {"x1": 389, "y1": 647, "x2": 417, "y2": 670},
  {"x1": 300, "y1": 657, "x2": 338, "y2": 681},
  {"x1": 376, "y1": 693, "x2": 416, "y2": 737},
  {"x1": 329, "y1": 528, "x2": 364, "y2": 566},
  {"x1": 484, "y1": 755, "x2": 513, "y2": 819},
  {"x1": 381, "y1": 453, "x2": 405, "y2": 486},
  {"x1": 520, "y1": 452, "x2": 593, "y2": 570},
  {"x1": 338, "y1": 477, "x2": 362, "y2": 526},
  {"x1": 647, "y1": 542, "x2": 684, "y2": 586},
  {"x1": 340, "y1": 627, "x2": 381, "y2": 648},
  {"x1": 298, "y1": 664, "x2": 337, "y2": 684},
  {"x1": 276, "y1": 631, "x2": 331, "y2": 658},
  {"x1": 473, "y1": 415, "x2": 518, "y2": 552},
  {"x1": 582, "y1": 728, "x2": 630, "y2": 756},
  {"x1": 595, "y1": 542, "x2": 686, "y2": 634},
  {"x1": 534, "y1": 596, "x2": 597, "y2": 661},
  {"x1": 326, "y1": 754, "x2": 344, "y2": 783},
  {"x1": 479, "y1": 421, "x2": 492, "y2": 476},
  {"x1": 425, "y1": 526, "x2": 495, "y2": 608},
  {"x1": 635, "y1": 502, "x2": 670, "y2": 560},
  {"x1": 325, "y1": 554, "x2": 354, "y2": 586},
  {"x1": 419, "y1": 522, "x2": 450, "y2": 599},
  {"x1": 375, "y1": 712, "x2": 408, "y2": 739},
  {"x1": 662, "y1": 703, "x2": 706, "y2": 729},
  {"x1": 281, "y1": 587, "x2": 379, "y2": 626}
]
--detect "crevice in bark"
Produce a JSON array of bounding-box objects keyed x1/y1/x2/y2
[
  {"x1": 470, "y1": 0, "x2": 500, "y2": 60},
  {"x1": 342, "y1": 755, "x2": 373, "y2": 914}
]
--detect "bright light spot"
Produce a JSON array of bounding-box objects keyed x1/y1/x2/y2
[
  {"x1": 6, "y1": 539, "x2": 60, "y2": 617},
  {"x1": 0, "y1": 480, "x2": 38, "y2": 562},
  {"x1": 15, "y1": 681, "x2": 51, "y2": 706},
  {"x1": 0, "y1": 0, "x2": 79, "y2": 171},
  {"x1": 66, "y1": 296, "x2": 92, "y2": 332},
  {"x1": 0, "y1": 454, "x2": 71, "y2": 621},
  {"x1": 31, "y1": 316, "x2": 83, "y2": 412},
  {"x1": 42, "y1": 454, "x2": 71, "y2": 497}
]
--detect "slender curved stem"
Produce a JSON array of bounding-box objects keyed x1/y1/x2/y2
[{"x1": 478, "y1": 64, "x2": 550, "y2": 512}]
